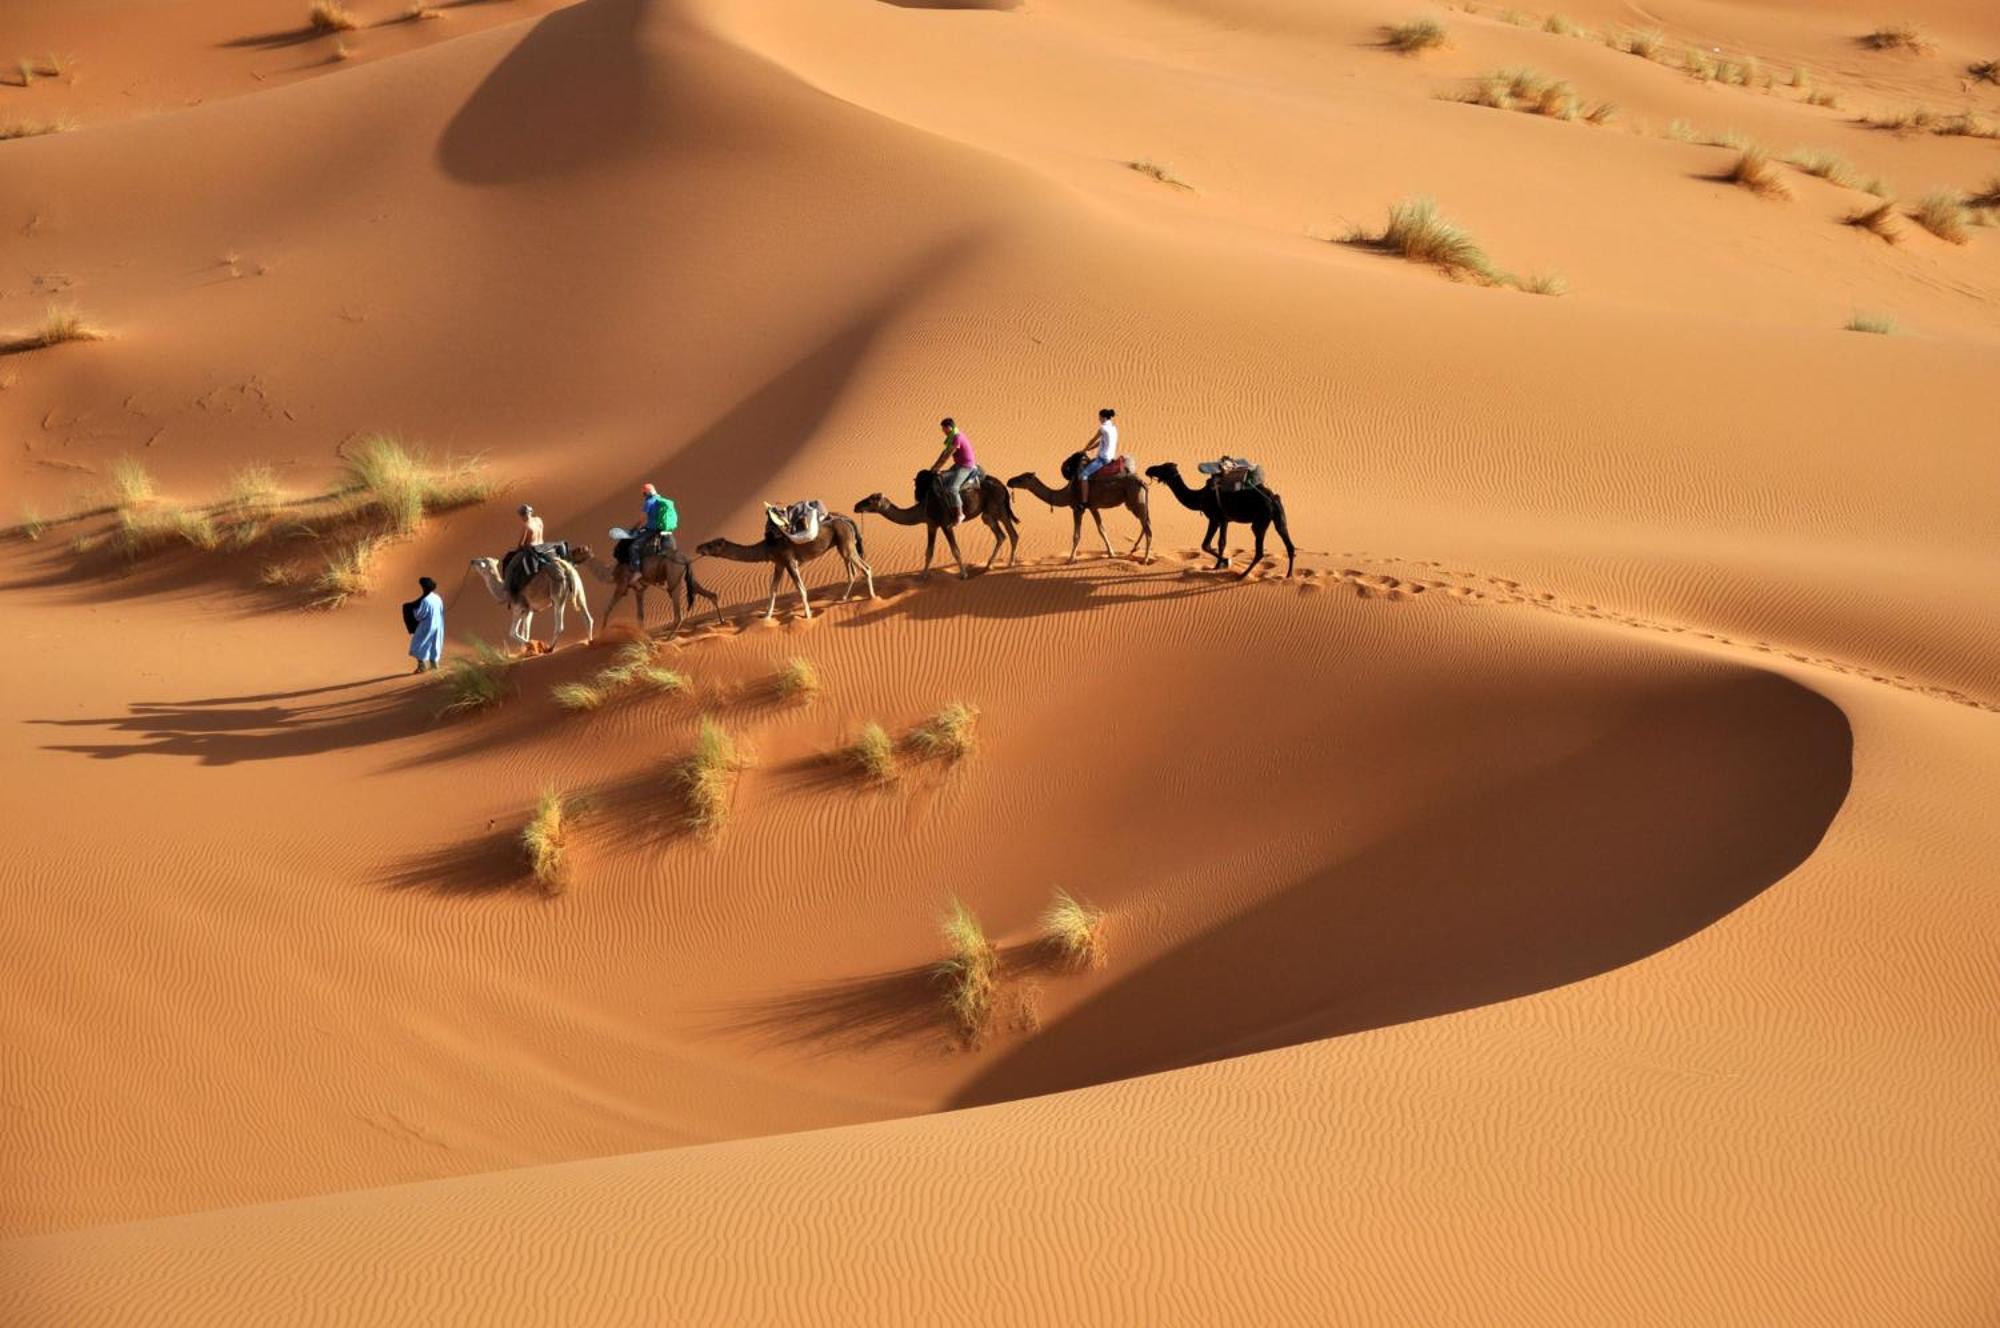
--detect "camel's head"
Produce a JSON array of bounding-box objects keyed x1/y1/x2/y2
[
  {"x1": 694, "y1": 538, "x2": 725, "y2": 558},
  {"x1": 469, "y1": 556, "x2": 500, "y2": 576},
  {"x1": 1144, "y1": 462, "x2": 1180, "y2": 482},
  {"x1": 855, "y1": 493, "x2": 887, "y2": 515},
  {"x1": 1003, "y1": 472, "x2": 1035, "y2": 490},
  {"x1": 566, "y1": 544, "x2": 594, "y2": 565}
]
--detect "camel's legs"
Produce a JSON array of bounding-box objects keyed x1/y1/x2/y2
[
  {"x1": 571, "y1": 579, "x2": 594, "y2": 644},
  {"x1": 788, "y1": 558, "x2": 814, "y2": 618},
  {"x1": 664, "y1": 570, "x2": 686, "y2": 638},
  {"x1": 1128, "y1": 503, "x2": 1153, "y2": 563},
  {"x1": 1067, "y1": 510, "x2": 1083, "y2": 562},
  {"x1": 1211, "y1": 519, "x2": 1232, "y2": 570},
  {"x1": 1090, "y1": 508, "x2": 1114, "y2": 557},
  {"x1": 765, "y1": 566, "x2": 783, "y2": 620},
  {"x1": 941, "y1": 524, "x2": 969, "y2": 580},
  {"x1": 1199, "y1": 518, "x2": 1221, "y2": 559},
  {"x1": 548, "y1": 593, "x2": 566, "y2": 649},
  {"x1": 1239, "y1": 518, "x2": 1269, "y2": 579},
  {"x1": 982, "y1": 519, "x2": 1004, "y2": 570},
  {"x1": 859, "y1": 553, "x2": 875, "y2": 599},
  {"x1": 920, "y1": 525, "x2": 938, "y2": 580}
]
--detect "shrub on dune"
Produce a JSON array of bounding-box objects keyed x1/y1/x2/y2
[
  {"x1": 1862, "y1": 23, "x2": 1933, "y2": 54},
  {"x1": 1358, "y1": 197, "x2": 1502, "y2": 282},
  {"x1": 1845, "y1": 312, "x2": 1896, "y2": 335},
  {"x1": 675, "y1": 716, "x2": 740, "y2": 835},
  {"x1": 4, "y1": 305, "x2": 104, "y2": 352},
  {"x1": 309, "y1": 1, "x2": 357, "y2": 32},
  {"x1": 1126, "y1": 159, "x2": 1194, "y2": 191},
  {"x1": 1384, "y1": 18, "x2": 1447, "y2": 54},
  {"x1": 1622, "y1": 27, "x2": 1666, "y2": 60},
  {"x1": 225, "y1": 463, "x2": 282, "y2": 511},
  {"x1": 1516, "y1": 271, "x2": 1567, "y2": 296},
  {"x1": 847, "y1": 722, "x2": 897, "y2": 783},
  {"x1": 0, "y1": 116, "x2": 77, "y2": 141},
  {"x1": 520, "y1": 788, "x2": 572, "y2": 894},
  {"x1": 1723, "y1": 146, "x2": 1790, "y2": 199},
  {"x1": 1787, "y1": 149, "x2": 1859, "y2": 188},
  {"x1": 313, "y1": 539, "x2": 379, "y2": 606},
  {"x1": 1967, "y1": 178, "x2": 2000, "y2": 209},
  {"x1": 934, "y1": 898, "x2": 998, "y2": 1042},
  {"x1": 1543, "y1": 14, "x2": 1583, "y2": 37},
  {"x1": 340, "y1": 434, "x2": 492, "y2": 534},
  {"x1": 775, "y1": 656, "x2": 820, "y2": 702},
  {"x1": 437, "y1": 640, "x2": 515, "y2": 718},
  {"x1": 552, "y1": 681, "x2": 606, "y2": 711},
  {"x1": 1843, "y1": 200, "x2": 1902, "y2": 243},
  {"x1": 16, "y1": 504, "x2": 46, "y2": 541},
  {"x1": 406, "y1": 2, "x2": 443, "y2": 18},
  {"x1": 116, "y1": 504, "x2": 219, "y2": 557},
  {"x1": 1911, "y1": 191, "x2": 1968, "y2": 243},
  {"x1": 106, "y1": 456, "x2": 155, "y2": 510},
  {"x1": 1039, "y1": 889, "x2": 1106, "y2": 969},
  {"x1": 910, "y1": 701, "x2": 979, "y2": 762}
]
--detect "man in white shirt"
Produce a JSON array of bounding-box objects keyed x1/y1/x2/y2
[{"x1": 1077, "y1": 407, "x2": 1118, "y2": 506}]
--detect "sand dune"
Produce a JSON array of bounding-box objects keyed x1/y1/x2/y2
[{"x1": 2, "y1": 0, "x2": 1997, "y2": 1320}]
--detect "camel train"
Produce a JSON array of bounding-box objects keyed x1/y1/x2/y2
[{"x1": 474, "y1": 449, "x2": 1293, "y2": 653}]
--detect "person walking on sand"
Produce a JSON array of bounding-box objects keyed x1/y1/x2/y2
[
  {"x1": 931, "y1": 417, "x2": 977, "y2": 526},
  {"x1": 406, "y1": 575, "x2": 444, "y2": 673},
  {"x1": 1076, "y1": 407, "x2": 1118, "y2": 508}
]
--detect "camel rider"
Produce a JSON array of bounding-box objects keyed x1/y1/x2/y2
[
  {"x1": 931, "y1": 417, "x2": 977, "y2": 525},
  {"x1": 632, "y1": 482, "x2": 678, "y2": 568},
  {"x1": 1076, "y1": 407, "x2": 1118, "y2": 507},
  {"x1": 502, "y1": 504, "x2": 550, "y2": 593}
]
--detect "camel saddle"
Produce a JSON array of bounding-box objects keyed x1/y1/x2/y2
[
  {"x1": 613, "y1": 531, "x2": 677, "y2": 566},
  {"x1": 915, "y1": 467, "x2": 983, "y2": 504},
  {"x1": 1059, "y1": 451, "x2": 1130, "y2": 483},
  {"x1": 766, "y1": 500, "x2": 828, "y2": 544},
  {"x1": 501, "y1": 542, "x2": 572, "y2": 597},
  {"x1": 1199, "y1": 458, "x2": 1266, "y2": 492}
]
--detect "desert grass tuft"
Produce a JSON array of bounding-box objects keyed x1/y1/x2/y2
[
  {"x1": 1723, "y1": 146, "x2": 1790, "y2": 199},
  {"x1": 1542, "y1": 14, "x2": 1583, "y2": 37},
  {"x1": 309, "y1": 0, "x2": 358, "y2": 32},
  {"x1": 1911, "y1": 190, "x2": 1968, "y2": 243},
  {"x1": 1806, "y1": 87, "x2": 1842, "y2": 109},
  {"x1": 1126, "y1": 158, "x2": 1194, "y2": 190},
  {"x1": 1787, "y1": 149, "x2": 1859, "y2": 188},
  {"x1": 406, "y1": 1, "x2": 443, "y2": 17},
  {"x1": 910, "y1": 700, "x2": 979, "y2": 761},
  {"x1": 225, "y1": 463, "x2": 282, "y2": 511},
  {"x1": 106, "y1": 456, "x2": 155, "y2": 510},
  {"x1": 520, "y1": 788, "x2": 572, "y2": 893},
  {"x1": 17, "y1": 504, "x2": 46, "y2": 541},
  {"x1": 1516, "y1": 271, "x2": 1567, "y2": 296},
  {"x1": 436, "y1": 639, "x2": 514, "y2": 718},
  {"x1": 848, "y1": 722, "x2": 898, "y2": 782},
  {"x1": 340, "y1": 433, "x2": 492, "y2": 535},
  {"x1": 1355, "y1": 196, "x2": 1502, "y2": 283},
  {"x1": 774, "y1": 656, "x2": 821, "y2": 701},
  {"x1": 115, "y1": 504, "x2": 218, "y2": 557},
  {"x1": 1845, "y1": 312, "x2": 1896, "y2": 335},
  {"x1": 1384, "y1": 17, "x2": 1448, "y2": 53},
  {"x1": 4, "y1": 305, "x2": 105, "y2": 353},
  {"x1": 1967, "y1": 177, "x2": 2000, "y2": 209},
  {"x1": 1843, "y1": 200, "x2": 1902, "y2": 243},
  {"x1": 1971, "y1": 59, "x2": 2000, "y2": 85},
  {"x1": 1623, "y1": 27, "x2": 1666, "y2": 60},
  {"x1": 934, "y1": 898, "x2": 998, "y2": 1042},
  {"x1": 1039, "y1": 888, "x2": 1107, "y2": 969},
  {"x1": 0, "y1": 116, "x2": 77, "y2": 142},
  {"x1": 313, "y1": 538, "x2": 379, "y2": 606},
  {"x1": 1665, "y1": 118, "x2": 1697, "y2": 142},
  {"x1": 674, "y1": 716, "x2": 740, "y2": 835},
  {"x1": 1862, "y1": 23, "x2": 1932, "y2": 54},
  {"x1": 552, "y1": 681, "x2": 607, "y2": 711}
]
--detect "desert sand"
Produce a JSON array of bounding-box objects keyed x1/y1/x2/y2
[{"x1": 2, "y1": 0, "x2": 1997, "y2": 1322}]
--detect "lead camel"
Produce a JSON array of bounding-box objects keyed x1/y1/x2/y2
[{"x1": 1144, "y1": 461, "x2": 1295, "y2": 578}]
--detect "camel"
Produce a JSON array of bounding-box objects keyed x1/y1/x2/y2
[
  {"x1": 854, "y1": 470, "x2": 1020, "y2": 580},
  {"x1": 582, "y1": 537, "x2": 722, "y2": 638},
  {"x1": 1005, "y1": 455, "x2": 1153, "y2": 564},
  {"x1": 695, "y1": 511, "x2": 876, "y2": 620},
  {"x1": 1145, "y1": 461, "x2": 1295, "y2": 578},
  {"x1": 469, "y1": 550, "x2": 595, "y2": 654}
]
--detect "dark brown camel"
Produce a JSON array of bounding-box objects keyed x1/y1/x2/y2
[
  {"x1": 695, "y1": 512, "x2": 876, "y2": 620},
  {"x1": 855, "y1": 471, "x2": 1020, "y2": 580},
  {"x1": 583, "y1": 538, "x2": 723, "y2": 637},
  {"x1": 1145, "y1": 461, "x2": 1295, "y2": 578},
  {"x1": 1005, "y1": 456, "x2": 1153, "y2": 563}
]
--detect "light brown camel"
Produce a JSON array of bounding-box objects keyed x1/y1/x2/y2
[
  {"x1": 469, "y1": 552, "x2": 594, "y2": 654},
  {"x1": 854, "y1": 470, "x2": 1020, "y2": 580},
  {"x1": 582, "y1": 537, "x2": 723, "y2": 637},
  {"x1": 1005, "y1": 460, "x2": 1153, "y2": 563},
  {"x1": 695, "y1": 512, "x2": 876, "y2": 620}
]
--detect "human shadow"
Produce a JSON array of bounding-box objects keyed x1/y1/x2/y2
[{"x1": 949, "y1": 669, "x2": 1853, "y2": 1108}]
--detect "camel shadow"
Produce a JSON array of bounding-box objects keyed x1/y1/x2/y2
[
  {"x1": 832, "y1": 559, "x2": 1228, "y2": 629},
  {"x1": 948, "y1": 670, "x2": 1854, "y2": 1108},
  {"x1": 34, "y1": 675, "x2": 431, "y2": 766}
]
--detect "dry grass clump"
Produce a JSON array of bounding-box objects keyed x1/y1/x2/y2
[
  {"x1": 1039, "y1": 889, "x2": 1106, "y2": 969},
  {"x1": 3, "y1": 305, "x2": 105, "y2": 353},
  {"x1": 1806, "y1": 87, "x2": 1842, "y2": 109},
  {"x1": 0, "y1": 116, "x2": 77, "y2": 142},
  {"x1": 13, "y1": 54, "x2": 69, "y2": 85},
  {"x1": 1868, "y1": 107, "x2": 2000, "y2": 139},
  {"x1": 910, "y1": 700, "x2": 979, "y2": 761},
  {"x1": 16, "y1": 504, "x2": 46, "y2": 541},
  {"x1": 1723, "y1": 146, "x2": 1791, "y2": 199},
  {"x1": 1971, "y1": 59, "x2": 2000, "y2": 85},
  {"x1": 1354, "y1": 196, "x2": 1500, "y2": 282},
  {"x1": 1967, "y1": 178, "x2": 2000, "y2": 209},
  {"x1": 313, "y1": 538, "x2": 380, "y2": 606},
  {"x1": 340, "y1": 434, "x2": 492, "y2": 535},
  {"x1": 406, "y1": 2, "x2": 443, "y2": 18},
  {"x1": 1542, "y1": 14, "x2": 1583, "y2": 37},
  {"x1": 848, "y1": 722, "x2": 898, "y2": 783},
  {"x1": 115, "y1": 504, "x2": 218, "y2": 556},
  {"x1": 1515, "y1": 271, "x2": 1567, "y2": 296},
  {"x1": 552, "y1": 681, "x2": 607, "y2": 711},
  {"x1": 1465, "y1": 68, "x2": 1599, "y2": 120},
  {"x1": 437, "y1": 640, "x2": 514, "y2": 717},
  {"x1": 1608, "y1": 27, "x2": 1666, "y2": 60},
  {"x1": 1787, "y1": 149, "x2": 1859, "y2": 188},
  {"x1": 1843, "y1": 200, "x2": 1902, "y2": 243},
  {"x1": 520, "y1": 788, "x2": 572, "y2": 893},
  {"x1": 1862, "y1": 23, "x2": 1933, "y2": 54},
  {"x1": 1126, "y1": 159, "x2": 1194, "y2": 191},
  {"x1": 934, "y1": 898, "x2": 998, "y2": 1043},
  {"x1": 1385, "y1": 18, "x2": 1448, "y2": 53},
  {"x1": 107, "y1": 456, "x2": 155, "y2": 509},
  {"x1": 774, "y1": 656, "x2": 820, "y2": 701},
  {"x1": 309, "y1": 1, "x2": 358, "y2": 32},
  {"x1": 674, "y1": 716, "x2": 740, "y2": 835},
  {"x1": 1845, "y1": 312, "x2": 1896, "y2": 335},
  {"x1": 1911, "y1": 190, "x2": 1968, "y2": 243},
  {"x1": 225, "y1": 463, "x2": 282, "y2": 511}
]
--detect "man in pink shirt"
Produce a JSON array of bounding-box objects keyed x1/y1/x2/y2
[{"x1": 931, "y1": 417, "x2": 978, "y2": 525}]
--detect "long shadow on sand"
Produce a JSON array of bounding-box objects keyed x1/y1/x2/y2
[
  {"x1": 938, "y1": 670, "x2": 1851, "y2": 1107},
  {"x1": 32, "y1": 675, "x2": 429, "y2": 766}
]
